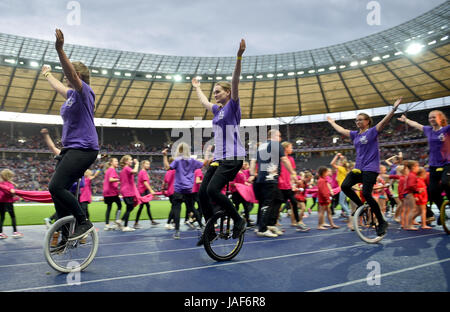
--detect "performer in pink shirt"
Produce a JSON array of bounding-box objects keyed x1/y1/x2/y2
[
  {"x1": 118, "y1": 155, "x2": 139, "y2": 232},
  {"x1": 134, "y1": 160, "x2": 158, "y2": 228},
  {"x1": 103, "y1": 158, "x2": 122, "y2": 231}
]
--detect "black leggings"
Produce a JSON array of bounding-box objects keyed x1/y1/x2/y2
[
  {"x1": 48, "y1": 148, "x2": 98, "y2": 223},
  {"x1": 232, "y1": 191, "x2": 251, "y2": 222},
  {"x1": 80, "y1": 202, "x2": 90, "y2": 220},
  {"x1": 253, "y1": 183, "x2": 284, "y2": 232},
  {"x1": 104, "y1": 196, "x2": 122, "y2": 224},
  {"x1": 121, "y1": 197, "x2": 135, "y2": 227},
  {"x1": 280, "y1": 189, "x2": 300, "y2": 222},
  {"x1": 341, "y1": 170, "x2": 385, "y2": 224},
  {"x1": 0, "y1": 203, "x2": 17, "y2": 233},
  {"x1": 136, "y1": 191, "x2": 153, "y2": 223},
  {"x1": 428, "y1": 165, "x2": 450, "y2": 214},
  {"x1": 199, "y1": 160, "x2": 243, "y2": 223}
]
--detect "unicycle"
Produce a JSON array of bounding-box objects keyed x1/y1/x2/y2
[
  {"x1": 43, "y1": 178, "x2": 99, "y2": 273},
  {"x1": 353, "y1": 203, "x2": 385, "y2": 244},
  {"x1": 202, "y1": 210, "x2": 245, "y2": 262},
  {"x1": 43, "y1": 215, "x2": 99, "y2": 273},
  {"x1": 441, "y1": 200, "x2": 450, "y2": 235}
]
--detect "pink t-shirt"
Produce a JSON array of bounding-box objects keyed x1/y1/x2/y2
[
  {"x1": 138, "y1": 169, "x2": 150, "y2": 194},
  {"x1": 163, "y1": 169, "x2": 175, "y2": 197},
  {"x1": 80, "y1": 177, "x2": 92, "y2": 203},
  {"x1": 242, "y1": 169, "x2": 250, "y2": 180},
  {"x1": 192, "y1": 169, "x2": 203, "y2": 193},
  {"x1": 278, "y1": 156, "x2": 296, "y2": 190},
  {"x1": 0, "y1": 181, "x2": 15, "y2": 203},
  {"x1": 103, "y1": 167, "x2": 119, "y2": 197},
  {"x1": 120, "y1": 166, "x2": 136, "y2": 197}
]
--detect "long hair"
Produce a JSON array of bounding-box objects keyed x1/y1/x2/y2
[
  {"x1": 175, "y1": 142, "x2": 191, "y2": 158},
  {"x1": 0, "y1": 169, "x2": 14, "y2": 182},
  {"x1": 120, "y1": 155, "x2": 132, "y2": 168},
  {"x1": 357, "y1": 113, "x2": 373, "y2": 127},
  {"x1": 105, "y1": 157, "x2": 117, "y2": 169}
]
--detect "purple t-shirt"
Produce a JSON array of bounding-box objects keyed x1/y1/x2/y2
[
  {"x1": 423, "y1": 125, "x2": 450, "y2": 167},
  {"x1": 212, "y1": 98, "x2": 246, "y2": 161},
  {"x1": 61, "y1": 81, "x2": 99, "y2": 150},
  {"x1": 350, "y1": 127, "x2": 380, "y2": 173},
  {"x1": 170, "y1": 157, "x2": 203, "y2": 193}
]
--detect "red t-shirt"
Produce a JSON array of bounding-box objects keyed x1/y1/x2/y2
[
  {"x1": 405, "y1": 172, "x2": 418, "y2": 194},
  {"x1": 414, "y1": 178, "x2": 428, "y2": 205},
  {"x1": 317, "y1": 177, "x2": 331, "y2": 204}
]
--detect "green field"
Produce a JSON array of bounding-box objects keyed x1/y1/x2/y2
[{"x1": 1, "y1": 199, "x2": 324, "y2": 227}]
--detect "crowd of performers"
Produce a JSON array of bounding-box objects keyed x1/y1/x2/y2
[{"x1": 0, "y1": 30, "x2": 449, "y2": 244}]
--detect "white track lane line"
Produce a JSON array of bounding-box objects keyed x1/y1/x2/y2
[
  {"x1": 307, "y1": 257, "x2": 450, "y2": 292},
  {"x1": 4, "y1": 232, "x2": 443, "y2": 292}
]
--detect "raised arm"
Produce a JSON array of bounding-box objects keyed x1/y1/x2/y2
[
  {"x1": 40, "y1": 128, "x2": 61, "y2": 156},
  {"x1": 55, "y1": 29, "x2": 83, "y2": 92},
  {"x1": 162, "y1": 149, "x2": 171, "y2": 170},
  {"x1": 397, "y1": 114, "x2": 424, "y2": 132},
  {"x1": 376, "y1": 97, "x2": 402, "y2": 132},
  {"x1": 231, "y1": 39, "x2": 245, "y2": 101},
  {"x1": 327, "y1": 116, "x2": 351, "y2": 138},
  {"x1": 192, "y1": 78, "x2": 214, "y2": 112},
  {"x1": 330, "y1": 153, "x2": 341, "y2": 169},
  {"x1": 41, "y1": 65, "x2": 70, "y2": 99}
]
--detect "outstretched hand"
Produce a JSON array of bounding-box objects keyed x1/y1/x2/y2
[
  {"x1": 191, "y1": 77, "x2": 200, "y2": 88},
  {"x1": 41, "y1": 65, "x2": 51, "y2": 76},
  {"x1": 326, "y1": 116, "x2": 335, "y2": 123},
  {"x1": 397, "y1": 114, "x2": 407, "y2": 123},
  {"x1": 55, "y1": 29, "x2": 64, "y2": 51},
  {"x1": 237, "y1": 39, "x2": 246, "y2": 57},
  {"x1": 393, "y1": 97, "x2": 402, "y2": 110}
]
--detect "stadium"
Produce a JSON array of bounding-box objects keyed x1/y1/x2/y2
[{"x1": 0, "y1": 0, "x2": 449, "y2": 297}]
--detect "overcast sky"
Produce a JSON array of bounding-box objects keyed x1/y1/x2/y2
[{"x1": 0, "y1": 0, "x2": 446, "y2": 57}]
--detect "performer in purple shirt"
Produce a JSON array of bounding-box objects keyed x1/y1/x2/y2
[
  {"x1": 398, "y1": 110, "x2": 450, "y2": 218},
  {"x1": 41, "y1": 29, "x2": 98, "y2": 241},
  {"x1": 327, "y1": 97, "x2": 402, "y2": 237},
  {"x1": 192, "y1": 39, "x2": 247, "y2": 245}
]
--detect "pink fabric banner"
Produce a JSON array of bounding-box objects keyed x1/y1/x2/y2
[
  {"x1": 235, "y1": 183, "x2": 258, "y2": 203},
  {"x1": 305, "y1": 186, "x2": 341, "y2": 198}
]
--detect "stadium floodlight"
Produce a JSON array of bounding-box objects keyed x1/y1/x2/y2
[
  {"x1": 372, "y1": 56, "x2": 381, "y2": 61},
  {"x1": 317, "y1": 68, "x2": 325, "y2": 72},
  {"x1": 428, "y1": 30, "x2": 434, "y2": 34},
  {"x1": 441, "y1": 35, "x2": 449, "y2": 41},
  {"x1": 329, "y1": 66, "x2": 336, "y2": 70},
  {"x1": 114, "y1": 71, "x2": 121, "y2": 76},
  {"x1": 256, "y1": 74, "x2": 263, "y2": 79},
  {"x1": 91, "y1": 69, "x2": 99, "y2": 74},
  {"x1": 5, "y1": 58, "x2": 17, "y2": 64},
  {"x1": 339, "y1": 65, "x2": 346, "y2": 69},
  {"x1": 267, "y1": 73, "x2": 274, "y2": 77},
  {"x1": 146, "y1": 74, "x2": 152, "y2": 78},
  {"x1": 166, "y1": 75, "x2": 172, "y2": 79},
  {"x1": 297, "y1": 71, "x2": 304, "y2": 75},
  {"x1": 124, "y1": 73, "x2": 131, "y2": 77},
  {"x1": 173, "y1": 75, "x2": 182, "y2": 81},
  {"x1": 30, "y1": 61, "x2": 39, "y2": 67},
  {"x1": 277, "y1": 73, "x2": 284, "y2": 77},
  {"x1": 195, "y1": 76, "x2": 202, "y2": 80},
  {"x1": 382, "y1": 54, "x2": 390, "y2": 59},
  {"x1": 428, "y1": 40, "x2": 436, "y2": 45},
  {"x1": 101, "y1": 69, "x2": 108, "y2": 75},
  {"x1": 216, "y1": 76, "x2": 222, "y2": 80},
  {"x1": 296, "y1": 139, "x2": 303, "y2": 145},
  {"x1": 226, "y1": 76, "x2": 232, "y2": 80},
  {"x1": 308, "y1": 69, "x2": 315, "y2": 74},
  {"x1": 394, "y1": 51, "x2": 403, "y2": 56},
  {"x1": 155, "y1": 75, "x2": 162, "y2": 79},
  {"x1": 287, "y1": 72, "x2": 295, "y2": 76},
  {"x1": 405, "y1": 43, "x2": 424, "y2": 55},
  {"x1": 246, "y1": 75, "x2": 253, "y2": 79},
  {"x1": 350, "y1": 61, "x2": 358, "y2": 67},
  {"x1": 360, "y1": 60, "x2": 367, "y2": 65}
]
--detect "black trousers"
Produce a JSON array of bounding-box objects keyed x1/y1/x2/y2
[
  {"x1": 121, "y1": 197, "x2": 135, "y2": 227},
  {"x1": 254, "y1": 182, "x2": 284, "y2": 232},
  {"x1": 104, "y1": 195, "x2": 122, "y2": 224},
  {"x1": 48, "y1": 148, "x2": 98, "y2": 223},
  {"x1": 232, "y1": 191, "x2": 252, "y2": 223},
  {"x1": 341, "y1": 170, "x2": 385, "y2": 224},
  {"x1": 199, "y1": 160, "x2": 243, "y2": 223},
  {"x1": 0, "y1": 203, "x2": 17, "y2": 233},
  {"x1": 80, "y1": 202, "x2": 90, "y2": 220},
  {"x1": 171, "y1": 192, "x2": 203, "y2": 231}
]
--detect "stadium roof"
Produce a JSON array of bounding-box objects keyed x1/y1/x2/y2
[{"x1": 0, "y1": 2, "x2": 449, "y2": 120}]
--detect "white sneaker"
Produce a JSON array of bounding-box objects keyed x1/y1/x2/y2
[
  {"x1": 0, "y1": 233, "x2": 8, "y2": 239},
  {"x1": 44, "y1": 218, "x2": 52, "y2": 229},
  {"x1": 12, "y1": 232, "x2": 24, "y2": 238},
  {"x1": 122, "y1": 226, "x2": 136, "y2": 232},
  {"x1": 104, "y1": 224, "x2": 114, "y2": 231},
  {"x1": 165, "y1": 223, "x2": 175, "y2": 230},
  {"x1": 257, "y1": 230, "x2": 278, "y2": 237},
  {"x1": 267, "y1": 226, "x2": 283, "y2": 236}
]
